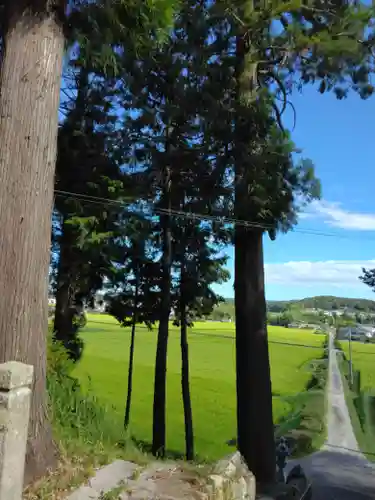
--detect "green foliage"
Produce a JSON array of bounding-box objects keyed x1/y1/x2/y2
[
  {"x1": 106, "y1": 216, "x2": 161, "y2": 327},
  {"x1": 225, "y1": 0, "x2": 375, "y2": 100},
  {"x1": 66, "y1": 0, "x2": 179, "y2": 76},
  {"x1": 47, "y1": 334, "x2": 75, "y2": 380},
  {"x1": 268, "y1": 311, "x2": 293, "y2": 327},
  {"x1": 360, "y1": 268, "x2": 375, "y2": 296},
  {"x1": 339, "y1": 348, "x2": 375, "y2": 460}
]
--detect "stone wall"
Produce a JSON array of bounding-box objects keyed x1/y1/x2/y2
[
  {"x1": 67, "y1": 451, "x2": 256, "y2": 500},
  {"x1": 205, "y1": 451, "x2": 256, "y2": 499}
]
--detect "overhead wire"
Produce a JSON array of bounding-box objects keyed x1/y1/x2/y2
[{"x1": 54, "y1": 189, "x2": 375, "y2": 240}]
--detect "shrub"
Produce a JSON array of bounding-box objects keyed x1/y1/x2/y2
[
  {"x1": 47, "y1": 334, "x2": 74, "y2": 380},
  {"x1": 46, "y1": 331, "x2": 135, "y2": 462}
]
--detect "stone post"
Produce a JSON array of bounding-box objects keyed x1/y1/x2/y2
[{"x1": 0, "y1": 362, "x2": 33, "y2": 500}]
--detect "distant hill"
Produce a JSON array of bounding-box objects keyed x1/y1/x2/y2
[
  {"x1": 212, "y1": 295, "x2": 375, "y2": 320},
  {"x1": 267, "y1": 296, "x2": 375, "y2": 312}
]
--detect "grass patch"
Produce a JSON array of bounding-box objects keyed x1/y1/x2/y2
[
  {"x1": 23, "y1": 340, "x2": 150, "y2": 500},
  {"x1": 275, "y1": 353, "x2": 328, "y2": 456},
  {"x1": 26, "y1": 319, "x2": 326, "y2": 498},
  {"x1": 73, "y1": 315, "x2": 325, "y2": 461},
  {"x1": 339, "y1": 340, "x2": 375, "y2": 391},
  {"x1": 337, "y1": 342, "x2": 375, "y2": 461}
]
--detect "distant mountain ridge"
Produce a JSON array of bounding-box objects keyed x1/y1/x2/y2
[{"x1": 222, "y1": 295, "x2": 375, "y2": 312}]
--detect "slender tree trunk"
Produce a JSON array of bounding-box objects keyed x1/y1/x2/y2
[
  {"x1": 54, "y1": 68, "x2": 89, "y2": 349},
  {"x1": 54, "y1": 224, "x2": 76, "y2": 350},
  {"x1": 180, "y1": 261, "x2": 194, "y2": 460},
  {"x1": 124, "y1": 267, "x2": 139, "y2": 429},
  {"x1": 234, "y1": 3, "x2": 275, "y2": 484},
  {"x1": 152, "y1": 167, "x2": 172, "y2": 457},
  {"x1": 53, "y1": 222, "x2": 84, "y2": 361},
  {"x1": 0, "y1": 0, "x2": 65, "y2": 483}
]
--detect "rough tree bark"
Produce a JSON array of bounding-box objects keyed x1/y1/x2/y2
[
  {"x1": 234, "y1": 228, "x2": 275, "y2": 483},
  {"x1": 0, "y1": 0, "x2": 65, "y2": 483},
  {"x1": 234, "y1": 1, "x2": 276, "y2": 484}
]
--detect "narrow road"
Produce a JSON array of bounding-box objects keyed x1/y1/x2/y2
[{"x1": 287, "y1": 334, "x2": 375, "y2": 499}]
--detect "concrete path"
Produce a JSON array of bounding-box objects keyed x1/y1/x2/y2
[{"x1": 287, "y1": 334, "x2": 375, "y2": 499}]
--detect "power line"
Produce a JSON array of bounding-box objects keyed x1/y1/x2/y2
[{"x1": 54, "y1": 189, "x2": 375, "y2": 240}]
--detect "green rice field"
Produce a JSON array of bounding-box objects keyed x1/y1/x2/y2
[
  {"x1": 73, "y1": 314, "x2": 325, "y2": 460},
  {"x1": 340, "y1": 340, "x2": 375, "y2": 391}
]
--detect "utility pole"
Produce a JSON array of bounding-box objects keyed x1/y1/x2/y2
[{"x1": 348, "y1": 326, "x2": 353, "y2": 387}]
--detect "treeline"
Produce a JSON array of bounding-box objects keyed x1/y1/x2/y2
[
  {"x1": 210, "y1": 295, "x2": 375, "y2": 322},
  {"x1": 1, "y1": 0, "x2": 374, "y2": 486},
  {"x1": 268, "y1": 296, "x2": 375, "y2": 312}
]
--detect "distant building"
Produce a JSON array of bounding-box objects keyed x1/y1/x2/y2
[
  {"x1": 90, "y1": 292, "x2": 107, "y2": 313},
  {"x1": 323, "y1": 310, "x2": 344, "y2": 317},
  {"x1": 337, "y1": 324, "x2": 375, "y2": 342}
]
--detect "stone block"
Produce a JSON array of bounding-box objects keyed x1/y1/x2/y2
[
  {"x1": 244, "y1": 471, "x2": 256, "y2": 499},
  {"x1": 0, "y1": 362, "x2": 33, "y2": 500},
  {"x1": 207, "y1": 474, "x2": 229, "y2": 500},
  {"x1": 0, "y1": 362, "x2": 33, "y2": 391},
  {"x1": 213, "y1": 457, "x2": 237, "y2": 478},
  {"x1": 89, "y1": 459, "x2": 139, "y2": 493},
  {"x1": 229, "y1": 451, "x2": 251, "y2": 478},
  {"x1": 231, "y1": 476, "x2": 249, "y2": 499}
]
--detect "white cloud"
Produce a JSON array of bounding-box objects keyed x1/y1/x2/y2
[
  {"x1": 265, "y1": 260, "x2": 375, "y2": 287},
  {"x1": 303, "y1": 200, "x2": 375, "y2": 231}
]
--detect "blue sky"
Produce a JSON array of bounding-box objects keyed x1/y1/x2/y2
[{"x1": 213, "y1": 84, "x2": 375, "y2": 301}]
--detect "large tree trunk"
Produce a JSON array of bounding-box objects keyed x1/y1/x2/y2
[
  {"x1": 152, "y1": 169, "x2": 172, "y2": 457},
  {"x1": 180, "y1": 266, "x2": 194, "y2": 461},
  {"x1": 124, "y1": 268, "x2": 139, "y2": 429},
  {"x1": 0, "y1": 0, "x2": 65, "y2": 483},
  {"x1": 234, "y1": 228, "x2": 275, "y2": 483},
  {"x1": 234, "y1": 4, "x2": 275, "y2": 484}
]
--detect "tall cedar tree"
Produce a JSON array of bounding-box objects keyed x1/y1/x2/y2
[
  {"x1": 0, "y1": 0, "x2": 66, "y2": 482},
  {"x1": 219, "y1": 0, "x2": 375, "y2": 482},
  {"x1": 173, "y1": 214, "x2": 230, "y2": 460},
  {"x1": 106, "y1": 216, "x2": 161, "y2": 429},
  {"x1": 165, "y1": 113, "x2": 232, "y2": 460},
  {"x1": 168, "y1": 106, "x2": 232, "y2": 459},
  {"x1": 54, "y1": 62, "x2": 126, "y2": 361},
  {"x1": 124, "y1": 0, "x2": 234, "y2": 456},
  {"x1": 53, "y1": 0, "x2": 181, "y2": 361},
  {"x1": 0, "y1": 0, "x2": 178, "y2": 482}
]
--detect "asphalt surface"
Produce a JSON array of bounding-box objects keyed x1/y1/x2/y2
[{"x1": 287, "y1": 334, "x2": 375, "y2": 499}]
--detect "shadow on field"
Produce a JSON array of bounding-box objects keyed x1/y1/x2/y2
[{"x1": 129, "y1": 438, "x2": 190, "y2": 462}]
